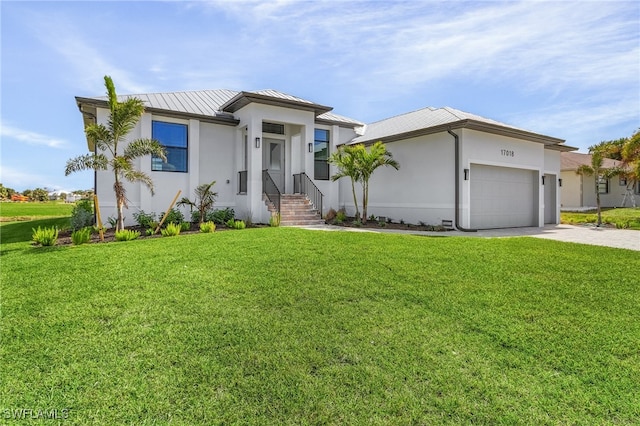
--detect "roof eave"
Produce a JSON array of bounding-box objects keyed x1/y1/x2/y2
[
  {"x1": 221, "y1": 91, "x2": 333, "y2": 116},
  {"x1": 75, "y1": 96, "x2": 240, "y2": 127}
]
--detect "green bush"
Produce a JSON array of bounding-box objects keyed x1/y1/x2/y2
[
  {"x1": 32, "y1": 226, "x2": 59, "y2": 246},
  {"x1": 115, "y1": 229, "x2": 140, "y2": 241},
  {"x1": 133, "y1": 210, "x2": 157, "y2": 228},
  {"x1": 160, "y1": 208, "x2": 185, "y2": 226},
  {"x1": 269, "y1": 213, "x2": 281, "y2": 227},
  {"x1": 208, "y1": 208, "x2": 235, "y2": 224},
  {"x1": 233, "y1": 220, "x2": 246, "y2": 230},
  {"x1": 335, "y1": 210, "x2": 347, "y2": 223},
  {"x1": 180, "y1": 222, "x2": 191, "y2": 232},
  {"x1": 161, "y1": 222, "x2": 181, "y2": 237},
  {"x1": 145, "y1": 228, "x2": 155, "y2": 236},
  {"x1": 71, "y1": 227, "x2": 92, "y2": 245},
  {"x1": 70, "y1": 200, "x2": 94, "y2": 231},
  {"x1": 200, "y1": 221, "x2": 216, "y2": 233}
]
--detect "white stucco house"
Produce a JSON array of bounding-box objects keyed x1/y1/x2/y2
[
  {"x1": 75, "y1": 89, "x2": 575, "y2": 230},
  {"x1": 560, "y1": 152, "x2": 638, "y2": 209}
]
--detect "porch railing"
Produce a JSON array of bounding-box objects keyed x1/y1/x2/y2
[
  {"x1": 262, "y1": 170, "x2": 281, "y2": 213},
  {"x1": 238, "y1": 170, "x2": 247, "y2": 194},
  {"x1": 293, "y1": 172, "x2": 323, "y2": 216}
]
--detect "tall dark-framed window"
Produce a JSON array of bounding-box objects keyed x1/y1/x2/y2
[
  {"x1": 597, "y1": 176, "x2": 609, "y2": 194},
  {"x1": 152, "y1": 121, "x2": 188, "y2": 172},
  {"x1": 314, "y1": 129, "x2": 330, "y2": 180}
]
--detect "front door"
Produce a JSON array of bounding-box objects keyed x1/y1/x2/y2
[{"x1": 263, "y1": 138, "x2": 285, "y2": 192}]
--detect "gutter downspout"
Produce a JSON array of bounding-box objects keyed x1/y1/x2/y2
[{"x1": 447, "y1": 128, "x2": 477, "y2": 232}]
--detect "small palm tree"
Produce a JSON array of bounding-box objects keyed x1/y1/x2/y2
[
  {"x1": 177, "y1": 181, "x2": 218, "y2": 224},
  {"x1": 576, "y1": 142, "x2": 622, "y2": 226},
  {"x1": 329, "y1": 145, "x2": 363, "y2": 220},
  {"x1": 65, "y1": 76, "x2": 166, "y2": 231},
  {"x1": 357, "y1": 142, "x2": 400, "y2": 223},
  {"x1": 621, "y1": 129, "x2": 640, "y2": 188}
]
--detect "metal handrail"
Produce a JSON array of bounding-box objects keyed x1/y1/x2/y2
[
  {"x1": 293, "y1": 172, "x2": 323, "y2": 216},
  {"x1": 262, "y1": 170, "x2": 281, "y2": 213}
]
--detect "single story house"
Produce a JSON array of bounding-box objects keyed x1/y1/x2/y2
[
  {"x1": 75, "y1": 89, "x2": 575, "y2": 229},
  {"x1": 560, "y1": 152, "x2": 638, "y2": 209}
]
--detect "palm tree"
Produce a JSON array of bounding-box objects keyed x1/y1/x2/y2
[
  {"x1": 357, "y1": 142, "x2": 400, "y2": 223},
  {"x1": 65, "y1": 76, "x2": 166, "y2": 231},
  {"x1": 177, "y1": 181, "x2": 218, "y2": 224},
  {"x1": 621, "y1": 129, "x2": 640, "y2": 191},
  {"x1": 329, "y1": 145, "x2": 363, "y2": 220},
  {"x1": 576, "y1": 142, "x2": 622, "y2": 226}
]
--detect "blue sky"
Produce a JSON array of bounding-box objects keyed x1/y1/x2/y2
[{"x1": 1, "y1": 0, "x2": 638, "y2": 192}]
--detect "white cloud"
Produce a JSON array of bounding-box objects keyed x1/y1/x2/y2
[{"x1": 0, "y1": 122, "x2": 69, "y2": 149}]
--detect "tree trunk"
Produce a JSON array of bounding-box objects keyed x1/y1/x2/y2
[
  {"x1": 595, "y1": 176, "x2": 602, "y2": 227},
  {"x1": 350, "y1": 179, "x2": 359, "y2": 221},
  {"x1": 361, "y1": 180, "x2": 368, "y2": 223}
]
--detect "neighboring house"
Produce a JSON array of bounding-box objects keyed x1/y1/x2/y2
[
  {"x1": 75, "y1": 89, "x2": 575, "y2": 230},
  {"x1": 560, "y1": 152, "x2": 638, "y2": 209}
]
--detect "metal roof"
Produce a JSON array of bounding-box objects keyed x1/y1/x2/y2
[
  {"x1": 350, "y1": 106, "x2": 569, "y2": 148},
  {"x1": 78, "y1": 88, "x2": 362, "y2": 127}
]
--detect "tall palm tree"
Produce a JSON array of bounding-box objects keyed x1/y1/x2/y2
[
  {"x1": 621, "y1": 129, "x2": 640, "y2": 192},
  {"x1": 65, "y1": 76, "x2": 166, "y2": 231},
  {"x1": 357, "y1": 142, "x2": 400, "y2": 223},
  {"x1": 329, "y1": 145, "x2": 363, "y2": 220},
  {"x1": 576, "y1": 142, "x2": 622, "y2": 226}
]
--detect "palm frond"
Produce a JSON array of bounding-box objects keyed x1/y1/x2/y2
[
  {"x1": 65, "y1": 153, "x2": 109, "y2": 175},
  {"x1": 575, "y1": 165, "x2": 594, "y2": 176},
  {"x1": 122, "y1": 169, "x2": 155, "y2": 195},
  {"x1": 124, "y1": 138, "x2": 167, "y2": 161},
  {"x1": 85, "y1": 124, "x2": 113, "y2": 154}
]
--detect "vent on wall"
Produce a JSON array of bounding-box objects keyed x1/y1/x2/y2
[{"x1": 263, "y1": 122, "x2": 285, "y2": 135}]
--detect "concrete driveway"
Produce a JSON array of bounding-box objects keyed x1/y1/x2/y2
[{"x1": 303, "y1": 224, "x2": 640, "y2": 251}]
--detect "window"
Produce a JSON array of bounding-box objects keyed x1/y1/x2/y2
[
  {"x1": 263, "y1": 122, "x2": 285, "y2": 135},
  {"x1": 152, "y1": 121, "x2": 188, "y2": 172},
  {"x1": 597, "y1": 176, "x2": 609, "y2": 194},
  {"x1": 314, "y1": 129, "x2": 330, "y2": 180},
  {"x1": 619, "y1": 176, "x2": 627, "y2": 186}
]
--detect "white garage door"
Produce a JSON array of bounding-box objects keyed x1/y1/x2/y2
[{"x1": 470, "y1": 164, "x2": 537, "y2": 229}]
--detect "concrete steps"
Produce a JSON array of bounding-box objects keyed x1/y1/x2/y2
[{"x1": 265, "y1": 194, "x2": 324, "y2": 226}]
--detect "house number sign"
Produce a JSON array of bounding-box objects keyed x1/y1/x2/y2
[{"x1": 501, "y1": 149, "x2": 515, "y2": 157}]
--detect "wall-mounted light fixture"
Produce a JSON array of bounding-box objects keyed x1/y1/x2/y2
[
  {"x1": 308, "y1": 143, "x2": 313, "y2": 153},
  {"x1": 558, "y1": 178, "x2": 562, "y2": 187},
  {"x1": 464, "y1": 168, "x2": 470, "y2": 180},
  {"x1": 255, "y1": 137, "x2": 261, "y2": 148},
  {"x1": 541, "y1": 175, "x2": 545, "y2": 185}
]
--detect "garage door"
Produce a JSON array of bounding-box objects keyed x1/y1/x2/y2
[{"x1": 470, "y1": 164, "x2": 537, "y2": 229}]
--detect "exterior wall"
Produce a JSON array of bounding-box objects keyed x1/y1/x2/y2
[
  {"x1": 338, "y1": 133, "x2": 455, "y2": 225},
  {"x1": 561, "y1": 171, "x2": 631, "y2": 208},
  {"x1": 94, "y1": 108, "x2": 237, "y2": 226}
]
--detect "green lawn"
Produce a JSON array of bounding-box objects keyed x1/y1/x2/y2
[
  {"x1": 0, "y1": 201, "x2": 74, "y2": 222},
  {"x1": 1, "y1": 224, "x2": 638, "y2": 424},
  {"x1": 561, "y1": 207, "x2": 640, "y2": 230}
]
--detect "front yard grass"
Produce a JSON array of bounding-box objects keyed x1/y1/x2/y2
[
  {"x1": 0, "y1": 201, "x2": 74, "y2": 222},
  {"x1": 561, "y1": 207, "x2": 640, "y2": 230},
  {"x1": 1, "y1": 228, "x2": 638, "y2": 424}
]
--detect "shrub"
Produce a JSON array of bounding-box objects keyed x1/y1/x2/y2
[
  {"x1": 32, "y1": 226, "x2": 59, "y2": 246},
  {"x1": 145, "y1": 228, "x2": 154, "y2": 236},
  {"x1": 269, "y1": 213, "x2": 281, "y2": 227},
  {"x1": 160, "y1": 208, "x2": 184, "y2": 226},
  {"x1": 352, "y1": 219, "x2": 362, "y2": 228},
  {"x1": 161, "y1": 222, "x2": 181, "y2": 237},
  {"x1": 378, "y1": 221, "x2": 386, "y2": 228},
  {"x1": 180, "y1": 221, "x2": 191, "y2": 232},
  {"x1": 106, "y1": 216, "x2": 118, "y2": 229},
  {"x1": 70, "y1": 200, "x2": 94, "y2": 231},
  {"x1": 71, "y1": 227, "x2": 92, "y2": 245},
  {"x1": 336, "y1": 210, "x2": 347, "y2": 223},
  {"x1": 115, "y1": 229, "x2": 140, "y2": 241},
  {"x1": 325, "y1": 208, "x2": 337, "y2": 223},
  {"x1": 227, "y1": 219, "x2": 246, "y2": 230},
  {"x1": 208, "y1": 208, "x2": 235, "y2": 224},
  {"x1": 200, "y1": 221, "x2": 216, "y2": 233},
  {"x1": 133, "y1": 210, "x2": 157, "y2": 229},
  {"x1": 369, "y1": 214, "x2": 376, "y2": 222}
]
